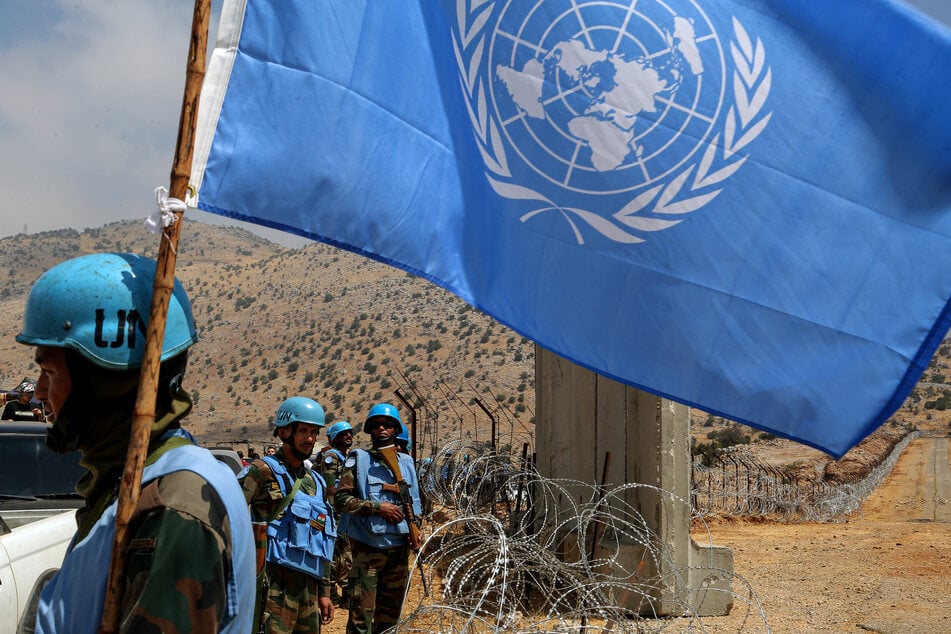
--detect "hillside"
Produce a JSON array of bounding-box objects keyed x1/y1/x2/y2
[
  {"x1": 0, "y1": 219, "x2": 537, "y2": 457},
  {"x1": 0, "y1": 219, "x2": 947, "y2": 479}
]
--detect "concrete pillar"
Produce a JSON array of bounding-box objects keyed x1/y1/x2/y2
[{"x1": 535, "y1": 346, "x2": 733, "y2": 616}]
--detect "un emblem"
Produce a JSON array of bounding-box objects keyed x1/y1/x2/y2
[{"x1": 454, "y1": 0, "x2": 772, "y2": 244}]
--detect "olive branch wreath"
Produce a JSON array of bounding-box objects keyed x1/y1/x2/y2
[{"x1": 452, "y1": 2, "x2": 772, "y2": 244}]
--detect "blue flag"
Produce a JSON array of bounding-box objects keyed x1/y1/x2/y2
[{"x1": 191, "y1": 0, "x2": 951, "y2": 458}]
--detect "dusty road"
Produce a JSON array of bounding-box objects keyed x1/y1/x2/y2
[
  {"x1": 322, "y1": 437, "x2": 950, "y2": 632},
  {"x1": 872, "y1": 435, "x2": 950, "y2": 523},
  {"x1": 697, "y1": 436, "x2": 951, "y2": 632}
]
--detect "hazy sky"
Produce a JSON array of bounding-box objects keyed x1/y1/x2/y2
[{"x1": 1, "y1": 1, "x2": 948, "y2": 247}]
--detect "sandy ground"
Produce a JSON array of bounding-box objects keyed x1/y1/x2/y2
[
  {"x1": 322, "y1": 436, "x2": 951, "y2": 633},
  {"x1": 689, "y1": 435, "x2": 951, "y2": 633}
]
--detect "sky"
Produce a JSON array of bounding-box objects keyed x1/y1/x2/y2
[{"x1": 1, "y1": 0, "x2": 949, "y2": 248}]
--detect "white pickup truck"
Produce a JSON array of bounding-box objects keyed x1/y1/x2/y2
[{"x1": 0, "y1": 422, "x2": 85, "y2": 632}]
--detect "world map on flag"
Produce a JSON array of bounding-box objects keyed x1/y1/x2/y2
[{"x1": 496, "y1": 16, "x2": 703, "y2": 175}]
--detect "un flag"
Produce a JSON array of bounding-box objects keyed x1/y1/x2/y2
[{"x1": 192, "y1": 0, "x2": 950, "y2": 457}]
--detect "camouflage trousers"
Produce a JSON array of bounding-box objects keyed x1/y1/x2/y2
[
  {"x1": 260, "y1": 562, "x2": 321, "y2": 634},
  {"x1": 346, "y1": 540, "x2": 410, "y2": 634},
  {"x1": 330, "y1": 535, "x2": 353, "y2": 600}
]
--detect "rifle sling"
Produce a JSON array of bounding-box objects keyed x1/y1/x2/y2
[{"x1": 268, "y1": 473, "x2": 306, "y2": 522}]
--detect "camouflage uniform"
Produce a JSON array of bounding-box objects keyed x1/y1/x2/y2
[
  {"x1": 121, "y1": 469, "x2": 235, "y2": 630},
  {"x1": 318, "y1": 449, "x2": 353, "y2": 604},
  {"x1": 34, "y1": 429, "x2": 254, "y2": 634},
  {"x1": 345, "y1": 540, "x2": 409, "y2": 634},
  {"x1": 241, "y1": 453, "x2": 331, "y2": 634},
  {"x1": 334, "y1": 448, "x2": 419, "y2": 634},
  {"x1": 259, "y1": 563, "x2": 323, "y2": 633}
]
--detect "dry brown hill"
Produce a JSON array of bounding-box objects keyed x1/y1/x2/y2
[{"x1": 0, "y1": 219, "x2": 536, "y2": 457}]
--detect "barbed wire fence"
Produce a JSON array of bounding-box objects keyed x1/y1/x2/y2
[
  {"x1": 303, "y1": 375, "x2": 927, "y2": 631},
  {"x1": 390, "y1": 440, "x2": 770, "y2": 633},
  {"x1": 380, "y1": 428, "x2": 929, "y2": 631},
  {"x1": 690, "y1": 431, "x2": 924, "y2": 521},
  {"x1": 393, "y1": 367, "x2": 919, "y2": 525}
]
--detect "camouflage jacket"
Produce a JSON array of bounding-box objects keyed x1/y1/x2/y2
[
  {"x1": 35, "y1": 433, "x2": 253, "y2": 634},
  {"x1": 317, "y1": 448, "x2": 349, "y2": 498},
  {"x1": 121, "y1": 470, "x2": 235, "y2": 631},
  {"x1": 332, "y1": 448, "x2": 387, "y2": 517}
]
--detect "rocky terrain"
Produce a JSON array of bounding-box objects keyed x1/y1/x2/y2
[{"x1": 0, "y1": 219, "x2": 537, "y2": 458}]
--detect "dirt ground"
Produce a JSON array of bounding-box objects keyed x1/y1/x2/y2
[
  {"x1": 689, "y1": 435, "x2": 951, "y2": 633},
  {"x1": 322, "y1": 436, "x2": 950, "y2": 633}
]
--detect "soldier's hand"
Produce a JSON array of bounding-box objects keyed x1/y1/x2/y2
[
  {"x1": 378, "y1": 501, "x2": 404, "y2": 523},
  {"x1": 319, "y1": 596, "x2": 334, "y2": 624}
]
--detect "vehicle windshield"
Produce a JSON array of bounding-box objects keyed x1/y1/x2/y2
[{"x1": 0, "y1": 434, "x2": 86, "y2": 497}]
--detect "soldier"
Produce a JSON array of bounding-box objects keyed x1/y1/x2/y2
[
  {"x1": 319, "y1": 420, "x2": 355, "y2": 608},
  {"x1": 394, "y1": 425, "x2": 411, "y2": 454},
  {"x1": 0, "y1": 378, "x2": 44, "y2": 421},
  {"x1": 18, "y1": 252, "x2": 254, "y2": 633},
  {"x1": 239, "y1": 397, "x2": 336, "y2": 633},
  {"x1": 334, "y1": 403, "x2": 422, "y2": 634}
]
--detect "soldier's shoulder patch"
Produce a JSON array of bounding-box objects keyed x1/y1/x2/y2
[
  {"x1": 344, "y1": 455, "x2": 357, "y2": 468},
  {"x1": 324, "y1": 455, "x2": 335, "y2": 465}
]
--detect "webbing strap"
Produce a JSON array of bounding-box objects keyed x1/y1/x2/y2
[{"x1": 267, "y1": 475, "x2": 305, "y2": 522}]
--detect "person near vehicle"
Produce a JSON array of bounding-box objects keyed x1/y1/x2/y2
[
  {"x1": 334, "y1": 403, "x2": 422, "y2": 634},
  {"x1": 318, "y1": 420, "x2": 355, "y2": 607},
  {"x1": 1, "y1": 379, "x2": 45, "y2": 421},
  {"x1": 16, "y1": 252, "x2": 255, "y2": 633},
  {"x1": 239, "y1": 396, "x2": 336, "y2": 633}
]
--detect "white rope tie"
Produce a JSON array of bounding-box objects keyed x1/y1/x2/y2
[{"x1": 146, "y1": 186, "x2": 186, "y2": 234}]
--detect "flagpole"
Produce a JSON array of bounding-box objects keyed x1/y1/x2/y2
[{"x1": 99, "y1": 0, "x2": 211, "y2": 631}]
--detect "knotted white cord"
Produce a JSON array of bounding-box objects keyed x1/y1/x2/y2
[{"x1": 146, "y1": 186, "x2": 186, "y2": 234}]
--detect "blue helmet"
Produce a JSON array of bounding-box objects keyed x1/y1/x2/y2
[
  {"x1": 273, "y1": 397, "x2": 326, "y2": 430},
  {"x1": 16, "y1": 253, "x2": 197, "y2": 370},
  {"x1": 327, "y1": 421, "x2": 354, "y2": 442},
  {"x1": 395, "y1": 426, "x2": 411, "y2": 449},
  {"x1": 364, "y1": 402, "x2": 403, "y2": 434}
]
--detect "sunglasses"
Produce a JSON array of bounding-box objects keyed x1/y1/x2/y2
[{"x1": 366, "y1": 419, "x2": 396, "y2": 430}]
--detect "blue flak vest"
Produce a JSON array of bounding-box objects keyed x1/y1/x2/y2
[
  {"x1": 324, "y1": 448, "x2": 347, "y2": 469},
  {"x1": 34, "y1": 429, "x2": 255, "y2": 634},
  {"x1": 338, "y1": 448, "x2": 422, "y2": 550},
  {"x1": 260, "y1": 456, "x2": 336, "y2": 578},
  {"x1": 320, "y1": 448, "x2": 348, "y2": 488}
]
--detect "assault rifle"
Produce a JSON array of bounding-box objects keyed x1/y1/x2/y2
[{"x1": 378, "y1": 444, "x2": 423, "y2": 552}]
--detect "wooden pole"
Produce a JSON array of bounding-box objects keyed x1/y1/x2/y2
[{"x1": 99, "y1": 1, "x2": 211, "y2": 631}]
